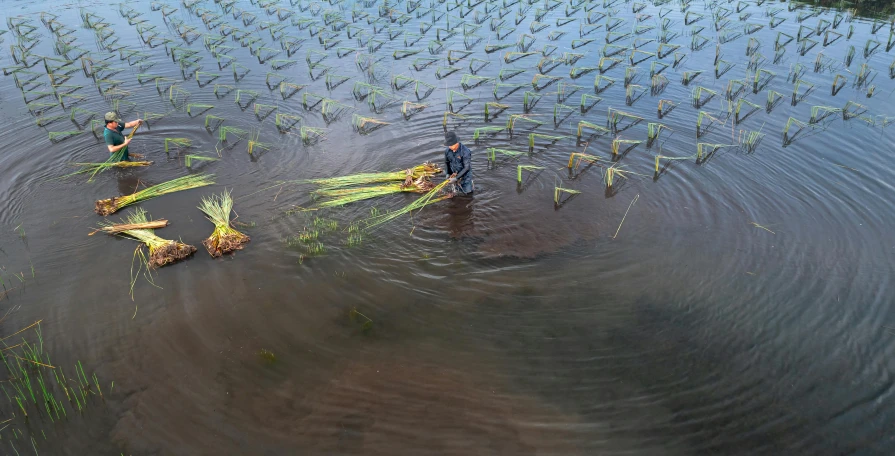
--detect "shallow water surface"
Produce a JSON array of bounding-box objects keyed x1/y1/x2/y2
[{"x1": 0, "y1": 0, "x2": 894, "y2": 454}]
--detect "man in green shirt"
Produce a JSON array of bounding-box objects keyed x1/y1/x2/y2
[{"x1": 103, "y1": 112, "x2": 142, "y2": 161}]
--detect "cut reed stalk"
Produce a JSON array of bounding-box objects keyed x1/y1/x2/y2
[
  {"x1": 95, "y1": 174, "x2": 214, "y2": 216},
  {"x1": 99, "y1": 207, "x2": 196, "y2": 268}
]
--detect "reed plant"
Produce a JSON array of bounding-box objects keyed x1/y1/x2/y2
[
  {"x1": 198, "y1": 190, "x2": 249, "y2": 257},
  {"x1": 247, "y1": 130, "x2": 271, "y2": 155},
  {"x1": 275, "y1": 113, "x2": 302, "y2": 131},
  {"x1": 300, "y1": 126, "x2": 327, "y2": 145},
  {"x1": 528, "y1": 133, "x2": 566, "y2": 149},
  {"x1": 487, "y1": 148, "x2": 525, "y2": 161},
  {"x1": 735, "y1": 99, "x2": 762, "y2": 123},
  {"x1": 554, "y1": 187, "x2": 580, "y2": 204},
  {"x1": 352, "y1": 114, "x2": 390, "y2": 134},
  {"x1": 738, "y1": 129, "x2": 765, "y2": 153},
  {"x1": 219, "y1": 126, "x2": 249, "y2": 142},
  {"x1": 696, "y1": 143, "x2": 736, "y2": 161},
  {"x1": 95, "y1": 174, "x2": 214, "y2": 216},
  {"x1": 517, "y1": 165, "x2": 544, "y2": 183},
  {"x1": 484, "y1": 102, "x2": 509, "y2": 117},
  {"x1": 184, "y1": 154, "x2": 218, "y2": 167},
  {"x1": 164, "y1": 138, "x2": 191, "y2": 153},
  {"x1": 568, "y1": 152, "x2": 599, "y2": 169},
  {"x1": 611, "y1": 139, "x2": 642, "y2": 156},
  {"x1": 607, "y1": 108, "x2": 644, "y2": 132}
]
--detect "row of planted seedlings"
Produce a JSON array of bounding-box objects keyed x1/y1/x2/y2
[{"x1": 28, "y1": 0, "x2": 895, "y2": 204}]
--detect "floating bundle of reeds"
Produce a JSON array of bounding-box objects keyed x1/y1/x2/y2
[
  {"x1": 308, "y1": 163, "x2": 442, "y2": 190},
  {"x1": 198, "y1": 190, "x2": 249, "y2": 257},
  {"x1": 362, "y1": 180, "x2": 451, "y2": 230},
  {"x1": 315, "y1": 177, "x2": 436, "y2": 208},
  {"x1": 99, "y1": 208, "x2": 195, "y2": 268},
  {"x1": 69, "y1": 160, "x2": 153, "y2": 179},
  {"x1": 95, "y1": 174, "x2": 215, "y2": 216}
]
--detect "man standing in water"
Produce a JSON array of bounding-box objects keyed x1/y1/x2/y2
[
  {"x1": 443, "y1": 131, "x2": 474, "y2": 197},
  {"x1": 103, "y1": 112, "x2": 142, "y2": 161}
]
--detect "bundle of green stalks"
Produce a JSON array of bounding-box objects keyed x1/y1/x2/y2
[
  {"x1": 95, "y1": 174, "x2": 215, "y2": 216},
  {"x1": 198, "y1": 190, "x2": 250, "y2": 257},
  {"x1": 100, "y1": 208, "x2": 196, "y2": 267},
  {"x1": 71, "y1": 160, "x2": 153, "y2": 179},
  {"x1": 363, "y1": 179, "x2": 451, "y2": 230},
  {"x1": 308, "y1": 163, "x2": 441, "y2": 190},
  {"x1": 315, "y1": 177, "x2": 436, "y2": 208}
]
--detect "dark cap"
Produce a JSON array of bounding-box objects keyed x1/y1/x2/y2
[{"x1": 443, "y1": 131, "x2": 458, "y2": 147}]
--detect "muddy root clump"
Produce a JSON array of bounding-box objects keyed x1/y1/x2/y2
[
  {"x1": 149, "y1": 241, "x2": 197, "y2": 267},
  {"x1": 95, "y1": 197, "x2": 121, "y2": 216},
  {"x1": 202, "y1": 233, "x2": 250, "y2": 258}
]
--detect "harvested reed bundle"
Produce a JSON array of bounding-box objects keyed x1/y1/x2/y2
[
  {"x1": 95, "y1": 174, "x2": 215, "y2": 216},
  {"x1": 309, "y1": 163, "x2": 442, "y2": 190},
  {"x1": 69, "y1": 160, "x2": 153, "y2": 177},
  {"x1": 362, "y1": 180, "x2": 450, "y2": 230},
  {"x1": 91, "y1": 218, "x2": 168, "y2": 235},
  {"x1": 315, "y1": 179, "x2": 435, "y2": 208},
  {"x1": 198, "y1": 190, "x2": 249, "y2": 257},
  {"x1": 100, "y1": 208, "x2": 196, "y2": 267}
]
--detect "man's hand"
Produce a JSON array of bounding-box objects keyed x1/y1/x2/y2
[
  {"x1": 448, "y1": 176, "x2": 457, "y2": 184},
  {"x1": 123, "y1": 137, "x2": 132, "y2": 146},
  {"x1": 136, "y1": 119, "x2": 144, "y2": 125}
]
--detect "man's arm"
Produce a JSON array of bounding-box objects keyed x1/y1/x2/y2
[
  {"x1": 445, "y1": 151, "x2": 452, "y2": 177},
  {"x1": 123, "y1": 119, "x2": 143, "y2": 129},
  {"x1": 107, "y1": 138, "x2": 131, "y2": 153}
]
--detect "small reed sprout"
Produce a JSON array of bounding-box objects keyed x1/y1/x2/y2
[
  {"x1": 696, "y1": 143, "x2": 736, "y2": 161},
  {"x1": 186, "y1": 104, "x2": 213, "y2": 116},
  {"x1": 735, "y1": 99, "x2": 762, "y2": 123},
  {"x1": 607, "y1": 108, "x2": 644, "y2": 132},
  {"x1": 737, "y1": 129, "x2": 765, "y2": 153},
  {"x1": 219, "y1": 126, "x2": 249, "y2": 142},
  {"x1": 487, "y1": 148, "x2": 526, "y2": 161},
  {"x1": 809, "y1": 105, "x2": 841, "y2": 124},
  {"x1": 247, "y1": 130, "x2": 272, "y2": 155},
  {"x1": 528, "y1": 133, "x2": 566, "y2": 149},
  {"x1": 517, "y1": 165, "x2": 544, "y2": 183},
  {"x1": 568, "y1": 152, "x2": 600, "y2": 169},
  {"x1": 184, "y1": 154, "x2": 219, "y2": 167},
  {"x1": 577, "y1": 120, "x2": 610, "y2": 138},
  {"x1": 300, "y1": 126, "x2": 327, "y2": 145},
  {"x1": 611, "y1": 139, "x2": 642, "y2": 156},
  {"x1": 352, "y1": 114, "x2": 390, "y2": 134},
  {"x1": 164, "y1": 138, "x2": 192, "y2": 154},
  {"x1": 554, "y1": 187, "x2": 581, "y2": 204}
]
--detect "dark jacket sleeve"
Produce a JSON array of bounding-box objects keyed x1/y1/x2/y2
[
  {"x1": 453, "y1": 145, "x2": 471, "y2": 180},
  {"x1": 444, "y1": 149, "x2": 452, "y2": 177}
]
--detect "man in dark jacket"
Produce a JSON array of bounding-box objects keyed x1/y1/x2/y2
[{"x1": 443, "y1": 131, "x2": 474, "y2": 196}]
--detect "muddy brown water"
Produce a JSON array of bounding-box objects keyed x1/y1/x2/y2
[{"x1": 0, "y1": 0, "x2": 894, "y2": 454}]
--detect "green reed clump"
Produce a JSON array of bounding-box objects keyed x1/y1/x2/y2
[
  {"x1": 184, "y1": 154, "x2": 218, "y2": 167},
  {"x1": 164, "y1": 138, "x2": 191, "y2": 153},
  {"x1": 554, "y1": 186, "x2": 580, "y2": 204},
  {"x1": 300, "y1": 126, "x2": 327, "y2": 145}
]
